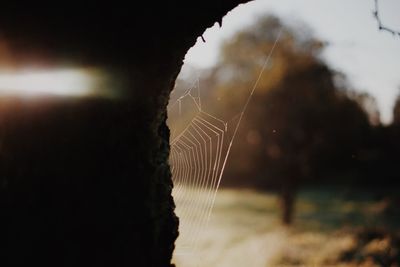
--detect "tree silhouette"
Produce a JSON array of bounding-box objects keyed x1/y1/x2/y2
[{"x1": 210, "y1": 15, "x2": 371, "y2": 224}]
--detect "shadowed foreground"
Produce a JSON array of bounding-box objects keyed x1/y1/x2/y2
[{"x1": 0, "y1": 2, "x2": 249, "y2": 266}]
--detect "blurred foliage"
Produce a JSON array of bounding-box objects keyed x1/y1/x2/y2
[
  {"x1": 339, "y1": 228, "x2": 400, "y2": 267},
  {"x1": 213, "y1": 15, "x2": 371, "y2": 187}
]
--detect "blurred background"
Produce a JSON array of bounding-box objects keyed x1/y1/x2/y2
[{"x1": 169, "y1": 1, "x2": 400, "y2": 266}]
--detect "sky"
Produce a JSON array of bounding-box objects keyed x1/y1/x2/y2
[{"x1": 183, "y1": 0, "x2": 400, "y2": 124}]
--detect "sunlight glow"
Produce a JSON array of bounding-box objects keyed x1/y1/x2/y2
[{"x1": 0, "y1": 69, "x2": 95, "y2": 97}]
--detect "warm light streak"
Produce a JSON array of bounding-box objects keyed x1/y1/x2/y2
[{"x1": 0, "y1": 69, "x2": 95, "y2": 97}]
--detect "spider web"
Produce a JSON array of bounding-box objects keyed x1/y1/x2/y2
[
  {"x1": 169, "y1": 29, "x2": 282, "y2": 256},
  {"x1": 169, "y1": 80, "x2": 228, "y2": 253}
]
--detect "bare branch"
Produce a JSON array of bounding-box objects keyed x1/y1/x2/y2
[{"x1": 373, "y1": 0, "x2": 400, "y2": 37}]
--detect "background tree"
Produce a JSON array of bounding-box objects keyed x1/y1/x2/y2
[{"x1": 205, "y1": 15, "x2": 372, "y2": 225}]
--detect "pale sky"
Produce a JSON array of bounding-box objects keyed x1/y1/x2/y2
[{"x1": 183, "y1": 0, "x2": 400, "y2": 124}]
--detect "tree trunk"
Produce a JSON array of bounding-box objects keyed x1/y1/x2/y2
[
  {"x1": 280, "y1": 184, "x2": 297, "y2": 225},
  {"x1": 0, "y1": 2, "x2": 248, "y2": 266}
]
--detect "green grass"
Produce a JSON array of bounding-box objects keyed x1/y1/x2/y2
[{"x1": 294, "y1": 187, "x2": 397, "y2": 232}]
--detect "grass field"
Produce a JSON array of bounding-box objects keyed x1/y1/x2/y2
[{"x1": 172, "y1": 187, "x2": 400, "y2": 267}]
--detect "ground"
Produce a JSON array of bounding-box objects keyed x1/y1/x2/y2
[{"x1": 172, "y1": 187, "x2": 400, "y2": 267}]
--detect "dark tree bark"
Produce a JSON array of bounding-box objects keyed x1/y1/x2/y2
[{"x1": 0, "y1": 2, "x2": 249, "y2": 266}]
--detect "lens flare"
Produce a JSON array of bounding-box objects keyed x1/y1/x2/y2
[{"x1": 0, "y1": 69, "x2": 95, "y2": 97}]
